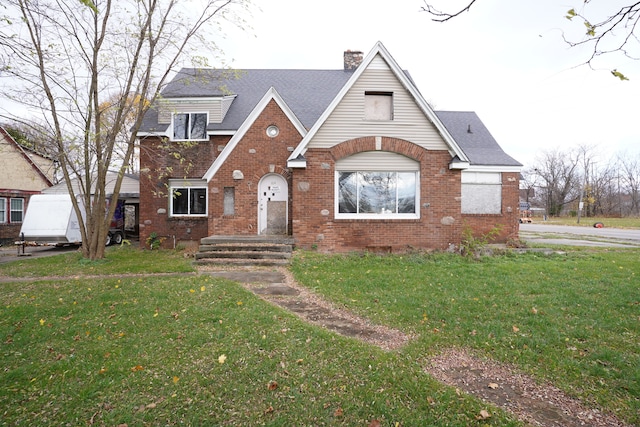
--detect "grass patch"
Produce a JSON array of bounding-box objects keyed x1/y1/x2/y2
[
  {"x1": 291, "y1": 249, "x2": 640, "y2": 425},
  {"x1": 1, "y1": 247, "x2": 638, "y2": 425},
  {"x1": 1, "y1": 272, "x2": 518, "y2": 425},
  {"x1": 539, "y1": 216, "x2": 640, "y2": 228},
  {"x1": 0, "y1": 245, "x2": 195, "y2": 278}
]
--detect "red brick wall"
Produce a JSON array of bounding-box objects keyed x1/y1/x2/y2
[
  {"x1": 139, "y1": 135, "x2": 225, "y2": 248},
  {"x1": 461, "y1": 172, "x2": 520, "y2": 244},
  {"x1": 138, "y1": 100, "x2": 301, "y2": 247},
  {"x1": 139, "y1": 112, "x2": 520, "y2": 251},
  {"x1": 207, "y1": 100, "x2": 299, "y2": 236},
  {"x1": 292, "y1": 137, "x2": 465, "y2": 252}
]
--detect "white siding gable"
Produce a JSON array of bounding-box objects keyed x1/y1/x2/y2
[
  {"x1": 307, "y1": 53, "x2": 448, "y2": 151},
  {"x1": 158, "y1": 96, "x2": 236, "y2": 125}
]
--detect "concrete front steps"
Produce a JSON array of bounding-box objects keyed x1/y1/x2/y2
[{"x1": 194, "y1": 235, "x2": 295, "y2": 267}]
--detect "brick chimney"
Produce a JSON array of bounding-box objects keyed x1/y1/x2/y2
[{"x1": 344, "y1": 50, "x2": 363, "y2": 71}]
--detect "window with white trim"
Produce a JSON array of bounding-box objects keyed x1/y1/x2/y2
[
  {"x1": 0, "y1": 199, "x2": 6, "y2": 223},
  {"x1": 336, "y1": 171, "x2": 418, "y2": 219},
  {"x1": 10, "y1": 198, "x2": 24, "y2": 223},
  {"x1": 172, "y1": 112, "x2": 208, "y2": 141},
  {"x1": 461, "y1": 172, "x2": 502, "y2": 214},
  {"x1": 169, "y1": 180, "x2": 207, "y2": 217}
]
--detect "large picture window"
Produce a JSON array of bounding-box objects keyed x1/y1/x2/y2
[
  {"x1": 337, "y1": 171, "x2": 418, "y2": 218},
  {"x1": 172, "y1": 112, "x2": 208, "y2": 141},
  {"x1": 169, "y1": 180, "x2": 207, "y2": 217},
  {"x1": 10, "y1": 198, "x2": 24, "y2": 223}
]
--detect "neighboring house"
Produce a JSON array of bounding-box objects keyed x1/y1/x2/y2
[
  {"x1": 137, "y1": 42, "x2": 522, "y2": 252},
  {"x1": 0, "y1": 126, "x2": 55, "y2": 244}
]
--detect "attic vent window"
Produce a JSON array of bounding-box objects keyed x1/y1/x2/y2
[
  {"x1": 364, "y1": 92, "x2": 393, "y2": 121},
  {"x1": 172, "y1": 112, "x2": 208, "y2": 141},
  {"x1": 266, "y1": 125, "x2": 279, "y2": 138}
]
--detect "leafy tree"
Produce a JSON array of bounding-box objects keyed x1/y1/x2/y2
[
  {"x1": 421, "y1": 1, "x2": 639, "y2": 79},
  {"x1": 0, "y1": 0, "x2": 249, "y2": 260}
]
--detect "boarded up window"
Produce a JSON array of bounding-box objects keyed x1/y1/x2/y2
[
  {"x1": 223, "y1": 187, "x2": 235, "y2": 215},
  {"x1": 365, "y1": 92, "x2": 393, "y2": 120},
  {"x1": 461, "y1": 172, "x2": 502, "y2": 214}
]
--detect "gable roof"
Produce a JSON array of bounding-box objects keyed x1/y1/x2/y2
[
  {"x1": 435, "y1": 111, "x2": 522, "y2": 170},
  {"x1": 0, "y1": 126, "x2": 55, "y2": 189},
  {"x1": 202, "y1": 87, "x2": 306, "y2": 181},
  {"x1": 139, "y1": 43, "x2": 521, "y2": 172},
  {"x1": 288, "y1": 42, "x2": 469, "y2": 165}
]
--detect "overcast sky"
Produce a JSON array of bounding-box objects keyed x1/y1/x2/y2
[{"x1": 217, "y1": 0, "x2": 640, "y2": 168}]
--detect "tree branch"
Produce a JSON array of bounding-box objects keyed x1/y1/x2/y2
[{"x1": 421, "y1": 0, "x2": 477, "y2": 22}]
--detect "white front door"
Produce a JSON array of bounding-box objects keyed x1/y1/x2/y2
[{"x1": 258, "y1": 174, "x2": 288, "y2": 235}]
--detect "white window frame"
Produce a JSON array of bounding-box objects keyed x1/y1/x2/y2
[
  {"x1": 171, "y1": 112, "x2": 209, "y2": 141},
  {"x1": 0, "y1": 199, "x2": 6, "y2": 223},
  {"x1": 10, "y1": 198, "x2": 24, "y2": 223},
  {"x1": 335, "y1": 170, "x2": 420, "y2": 220},
  {"x1": 168, "y1": 179, "x2": 208, "y2": 217}
]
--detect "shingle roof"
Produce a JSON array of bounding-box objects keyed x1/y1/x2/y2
[
  {"x1": 140, "y1": 68, "x2": 354, "y2": 133},
  {"x1": 435, "y1": 111, "x2": 521, "y2": 167},
  {"x1": 140, "y1": 68, "x2": 521, "y2": 168}
]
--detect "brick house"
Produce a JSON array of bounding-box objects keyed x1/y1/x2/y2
[
  {"x1": 137, "y1": 42, "x2": 522, "y2": 252},
  {"x1": 0, "y1": 126, "x2": 56, "y2": 245}
]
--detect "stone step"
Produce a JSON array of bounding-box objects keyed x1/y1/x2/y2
[
  {"x1": 200, "y1": 235, "x2": 294, "y2": 245},
  {"x1": 198, "y1": 244, "x2": 293, "y2": 253},
  {"x1": 195, "y1": 250, "x2": 291, "y2": 260},
  {"x1": 194, "y1": 258, "x2": 291, "y2": 267}
]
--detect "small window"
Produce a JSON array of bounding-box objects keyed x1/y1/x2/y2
[
  {"x1": 169, "y1": 180, "x2": 207, "y2": 217},
  {"x1": 223, "y1": 187, "x2": 235, "y2": 215},
  {"x1": 172, "y1": 113, "x2": 208, "y2": 140},
  {"x1": 10, "y1": 198, "x2": 24, "y2": 223},
  {"x1": 461, "y1": 172, "x2": 502, "y2": 214},
  {"x1": 365, "y1": 92, "x2": 393, "y2": 120},
  {"x1": 0, "y1": 199, "x2": 6, "y2": 223}
]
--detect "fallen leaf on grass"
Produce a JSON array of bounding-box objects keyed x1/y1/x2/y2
[
  {"x1": 267, "y1": 380, "x2": 278, "y2": 391},
  {"x1": 173, "y1": 376, "x2": 179, "y2": 384},
  {"x1": 512, "y1": 325, "x2": 520, "y2": 333},
  {"x1": 264, "y1": 405, "x2": 274, "y2": 414},
  {"x1": 476, "y1": 409, "x2": 491, "y2": 420},
  {"x1": 218, "y1": 354, "x2": 227, "y2": 364},
  {"x1": 131, "y1": 365, "x2": 144, "y2": 372},
  {"x1": 368, "y1": 420, "x2": 381, "y2": 427},
  {"x1": 333, "y1": 407, "x2": 343, "y2": 417}
]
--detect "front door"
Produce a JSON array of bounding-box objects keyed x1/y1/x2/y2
[{"x1": 258, "y1": 174, "x2": 288, "y2": 235}]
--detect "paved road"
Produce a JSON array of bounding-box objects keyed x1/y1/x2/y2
[{"x1": 519, "y1": 223, "x2": 640, "y2": 247}]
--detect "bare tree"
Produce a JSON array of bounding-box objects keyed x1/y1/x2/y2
[
  {"x1": 618, "y1": 151, "x2": 640, "y2": 215},
  {"x1": 421, "y1": 1, "x2": 640, "y2": 79},
  {"x1": 0, "y1": 0, "x2": 249, "y2": 259},
  {"x1": 533, "y1": 148, "x2": 581, "y2": 217}
]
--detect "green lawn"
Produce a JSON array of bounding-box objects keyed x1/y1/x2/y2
[{"x1": 1, "y1": 246, "x2": 638, "y2": 426}]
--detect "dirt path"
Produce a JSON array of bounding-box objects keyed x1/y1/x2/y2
[{"x1": 202, "y1": 266, "x2": 630, "y2": 427}]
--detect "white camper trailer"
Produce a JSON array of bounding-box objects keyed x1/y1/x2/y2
[{"x1": 19, "y1": 194, "x2": 125, "y2": 246}]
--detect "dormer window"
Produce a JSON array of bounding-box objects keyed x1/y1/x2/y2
[
  {"x1": 172, "y1": 112, "x2": 208, "y2": 141},
  {"x1": 364, "y1": 92, "x2": 393, "y2": 121}
]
